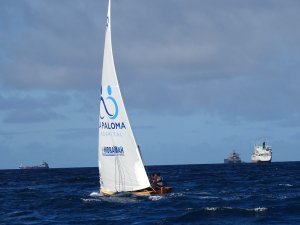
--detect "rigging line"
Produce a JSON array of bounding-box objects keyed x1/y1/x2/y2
[
  {"x1": 115, "y1": 156, "x2": 121, "y2": 192},
  {"x1": 120, "y1": 156, "x2": 125, "y2": 191},
  {"x1": 112, "y1": 131, "x2": 122, "y2": 192},
  {"x1": 138, "y1": 145, "x2": 151, "y2": 188},
  {"x1": 117, "y1": 156, "x2": 122, "y2": 191},
  {"x1": 115, "y1": 155, "x2": 125, "y2": 192},
  {"x1": 114, "y1": 156, "x2": 117, "y2": 192}
]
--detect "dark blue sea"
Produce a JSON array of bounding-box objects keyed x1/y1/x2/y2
[{"x1": 1, "y1": 162, "x2": 300, "y2": 224}]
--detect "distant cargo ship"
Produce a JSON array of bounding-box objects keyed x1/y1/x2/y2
[
  {"x1": 251, "y1": 141, "x2": 272, "y2": 163},
  {"x1": 224, "y1": 151, "x2": 242, "y2": 164},
  {"x1": 19, "y1": 161, "x2": 49, "y2": 169}
]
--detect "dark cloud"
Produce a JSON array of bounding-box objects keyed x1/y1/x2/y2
[
  {"x1": 0, "y1": 93, "x2": 70, "y2": 110},
  {"x1": 3, "y1": 108, "x2": 65, "y2": 123},
  {"x1": 0, "y1": 93, "x2": 70, "y2": 123}
]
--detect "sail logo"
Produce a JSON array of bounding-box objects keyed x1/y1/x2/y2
[
  {"x1": 100, "y1": 122, "x2": 126, "y2": 129},
  {"x1": 100, "y1": 85, "x2": 119, "y2": 120},
  {"x1": 102, "y1": 146, "x2": 124, "y2": 156}
]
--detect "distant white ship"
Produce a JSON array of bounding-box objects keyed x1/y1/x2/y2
[{"x1": 251, "y1": 141, "x2": 272, "y2": 163}]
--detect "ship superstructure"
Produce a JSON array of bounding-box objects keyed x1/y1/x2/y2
[
  {"x1": 224, "y1": 150, "x2": 242, "y2": 164},
  {"x1": 251, "y1": 141, "x2": 272, "y2": 163}
]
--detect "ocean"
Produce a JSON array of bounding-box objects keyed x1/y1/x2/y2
[{"x1": 1, "y1": 162, "x2": 300, "y2": 224}]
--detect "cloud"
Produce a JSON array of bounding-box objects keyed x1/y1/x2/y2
[
  {"x1": 3, "y1": 108, "x2": 65, "y2": 123},
  {"x1": 55, "y1": 128, "x2": 96, "y2": 140},
  {"x1": 0, "y1": 0, "x2": 103, "y2": 90},
  {"x1": 0, "y1": 93, "x2": 69, "y2": 110},
  {"x1": 110, "y1": 0, "x2": 300, "y2": 123},
  {"x1": 0, "y1": 92, "x2": 70, "y2": 123},
  {"x1": 1, "y1": 0, "x2": 300, "y2": 123}
]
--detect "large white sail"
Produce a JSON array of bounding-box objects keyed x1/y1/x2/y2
[{"x1": 98, "y1": 0, "x2": 150, "y2": 193}]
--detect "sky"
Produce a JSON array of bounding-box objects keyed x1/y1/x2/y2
[{"x1": 1, "y1": 0, "x2": 300, "y2": 169}]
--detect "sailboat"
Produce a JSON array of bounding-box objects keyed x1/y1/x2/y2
[{"x1": 98, "y1": 0, "x2": 172, "y2": 196}]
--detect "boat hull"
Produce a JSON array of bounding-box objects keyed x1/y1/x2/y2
[
  {"x1": 100, "y1": 188, "x2": 116, "y2": 196},
  {"x1": 132, "y1": 187, "x2": 173, "y2": 196},
  {"x1": 100, "y1": 187, "x2": 172, "y2": 196}
]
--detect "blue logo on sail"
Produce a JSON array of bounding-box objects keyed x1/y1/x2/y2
[
  {"x1": 102, "y1": 146, "x2": 124, "y2": 156},
  {"x1": 100, "y1": 85, "x2": 119, "y2": 120}
]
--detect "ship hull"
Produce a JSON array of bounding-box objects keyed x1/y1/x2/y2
[
  {"x1": 19, "y1": 166, "x2": 49, "y2": 169},
  {"x1": 251, "y1": 153, "x2": 272, "y2": 163},
  {"x1": 224, "y1": 159, "x2": 242, "y2": 164},
  {"x1": 251, "y1": 158, "x2": 272, "y2": 163},
  {"x1": 19, "y1": 162, "x2": 49, "y2": 169},
  {"x1": 251, "y1": 156, "x2": 272, "y2": 163}
]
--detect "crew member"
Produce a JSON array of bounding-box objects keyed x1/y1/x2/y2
[{"x1": 151, "y1": 173, "x2": 164, "y2": 189}]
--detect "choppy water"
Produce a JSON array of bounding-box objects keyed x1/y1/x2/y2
[{"x1": 1, "y1": 162, "x2": 300, "y2": 224}]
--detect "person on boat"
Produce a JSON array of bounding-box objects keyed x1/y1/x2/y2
[
  {"x1": 150, "y1": 173, "x2": 155, "y2": 186},
  {"x1": 156, "y1": 173, "x2": 164, "y2": 187},
  {"x1": 151, "y1": 173, "x2": 164, "y2": 189}
]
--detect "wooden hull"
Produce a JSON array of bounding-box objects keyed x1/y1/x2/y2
[
  {"x1": 100, "y1": 186, "x2": 172, "y2": 196},
  {"x1": 100, "y1": 188, "x2": 116, "y2": 196},
  {"x1": 132, "y1": 187, "x2": 172, "y2": 196}
]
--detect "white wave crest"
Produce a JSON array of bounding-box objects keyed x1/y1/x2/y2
[
  {"x1": 90, "y1": 191, "x2": 102, "y2": 197},
  {"x1": 254, "y1": 207, "x2": 268, "y2": 212},
  {"x1": 204, "y1": 207, "x2": 218, "y2": 211},
  {"x1": 199, "y1": 196, "x2": 219, "y2": 200},
  {"x1": 81, "y1": 198, "x2": 101, "y2": 202},
  {"x1": 149, "y1": 195, "x2": 163, "y2": 201},
  {"x1": 279, "y1": 184, "x2": 293, "y2": 187},
  {"x1": 169, "y1": 192, "x2": 184, "y2": 197},
  {"x1": 246, "y1": 207, "x2": 268, "y2": 212},
  {"x1": 203, "y1": 206, "x2": 266, "y2": 212}
]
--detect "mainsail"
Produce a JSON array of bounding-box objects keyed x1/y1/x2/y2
[{"x1": 98, "y1": 0, "x2": 150, "y2": 193}]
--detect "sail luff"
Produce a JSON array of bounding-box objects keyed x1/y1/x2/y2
[{"x1": 98, "y1": 0, "x2": 150, "y2": 194}]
